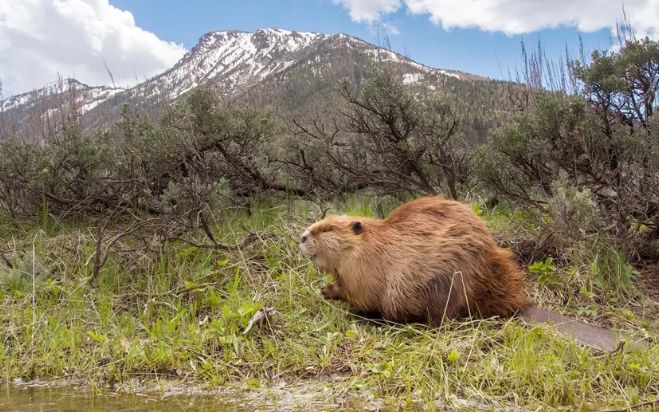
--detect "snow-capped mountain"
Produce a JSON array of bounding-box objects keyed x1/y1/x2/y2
[
  {"x1": 144, "y1": 29, "x2": 326, "y2": 99},
  {"x1": 0, "y1": 28, "x2": 482, "y2": 137},
  {"x1": 1, "y1": 79, "x2": 123, "y2": 117}
]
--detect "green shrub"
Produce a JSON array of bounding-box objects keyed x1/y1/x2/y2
[{"x1": 476, "y1": 37, "x2": 659, "y2": 260}]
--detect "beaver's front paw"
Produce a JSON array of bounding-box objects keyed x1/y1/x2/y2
[{"x1": 321, "y1": 282, "x2": 343, "y2": 300}]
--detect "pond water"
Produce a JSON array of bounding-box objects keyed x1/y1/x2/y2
[{"x1": 0, "y1": 384, "x2": 249, "y2": 412}]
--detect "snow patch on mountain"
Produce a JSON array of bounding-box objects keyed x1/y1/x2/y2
[
  {"x1": 79, "y1": 88, "x2": 124, "y2": 113},
  {"x1": 403, "y1": 73, "x2": 423, "y2": 85},
  {"x1": 438, "y1": 70, "x2": 460, "y2": 79}
]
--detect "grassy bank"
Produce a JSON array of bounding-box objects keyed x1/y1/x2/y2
[{"x1": 1, "y1": 197, "x2": 657, "y2": 411}]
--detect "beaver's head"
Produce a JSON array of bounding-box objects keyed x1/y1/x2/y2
[{"x1": 299, "y1": 215, "x2": 364, "y2": 271}]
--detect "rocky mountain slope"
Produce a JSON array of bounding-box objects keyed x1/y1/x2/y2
[{"x1": 0, "y1": 28, "x2": 496, "y2": 139}]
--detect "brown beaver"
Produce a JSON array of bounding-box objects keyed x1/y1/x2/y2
[{"x1": 299, "y1": 196, "x2": 627, "y2": 351}]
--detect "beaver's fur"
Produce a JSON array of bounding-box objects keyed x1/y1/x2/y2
[{"x1": 299, "y1": 196, "x2": 530, "y2": 324}]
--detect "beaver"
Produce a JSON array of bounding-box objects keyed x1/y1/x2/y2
[{"x1": 299, "y1": 196, "x2": 626, "y2": 351}]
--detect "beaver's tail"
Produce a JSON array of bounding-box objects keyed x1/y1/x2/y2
[{"x1": 516, "y1": 305, "x2": 647, "y2": 352}]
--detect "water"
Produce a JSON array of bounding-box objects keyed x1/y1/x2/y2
[{"x1": 0, "y1": 385, "x2": 249, "y2": 412}]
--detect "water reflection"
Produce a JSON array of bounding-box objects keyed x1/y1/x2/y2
[{"x1": 1, "y1": 385, "x2": 247, "y2": 412}]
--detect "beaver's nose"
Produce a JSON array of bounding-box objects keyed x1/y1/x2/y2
[{"x1": 300, "y1": 235, "x2": 308, "y2": 243}]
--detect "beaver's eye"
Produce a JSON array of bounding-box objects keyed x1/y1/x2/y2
[{"x1": 351, "y1": 221, "x2": 363, "y2": 235}]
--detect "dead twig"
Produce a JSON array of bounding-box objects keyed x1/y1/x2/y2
[
  {"x1": 117, "y1": 282, "x2": 229, "y2": 299},
  {"x1": 169, "y1": 233, "x2": 263, "y2": 251},
  {"x1": 91, "y1": 217, "x2": 159, "y2": 284},
  {"x1": 597, "y1": 398, "x2": 658, "y2": 412},
  {"x1": 0, "y1": 248, "x2": 13, "y2": 268},
  {"x1": 243, "y1": 307, "x2": 277, "y2": 335}
]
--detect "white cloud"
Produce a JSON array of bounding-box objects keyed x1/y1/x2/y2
[
  {"x1": 381, "y1": 22, "x2": 401, "y2": 36},
  {"x1": 0, "y1": 0, "x2": 186, "y2": 96},
  {"x1": 336, "y1": 0, "x2": 659, "y2": 38},
  {"x1": 333, "y1": 0, "x2": 401, "y2": 23},
  {"x1": 368, "y1": 21, "x2": 401, "y2": 37}
]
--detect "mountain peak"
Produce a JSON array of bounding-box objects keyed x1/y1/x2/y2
[
  {"x1": 194, "y1": 28, "x2": 325, "y2": 51},
  {"x1": 138, "y1": 28, "x2": 330, "y2": 100},
  {"x1": 1, "y1": 27, "x2": 481, "y2": 138}
]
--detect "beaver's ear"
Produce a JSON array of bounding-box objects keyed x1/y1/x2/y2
[{"x1": 351, "y1": 221, "x2": 363, "y2": 235}]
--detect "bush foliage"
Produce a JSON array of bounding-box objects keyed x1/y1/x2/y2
[
  {"x1": 477, "y1": 37, "x2": 659, "y2": 259},
  {"x1": 0, "y1": 37, "x2": 657, "y2": 260}
]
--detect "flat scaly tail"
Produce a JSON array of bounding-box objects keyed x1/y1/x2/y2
[{"x1": 517, "y1": 305, "x2": 647, "y2": 352}]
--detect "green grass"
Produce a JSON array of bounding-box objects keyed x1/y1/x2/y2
[{"x1": 0, "y1": 197, "x2": 657, "y2": 411}]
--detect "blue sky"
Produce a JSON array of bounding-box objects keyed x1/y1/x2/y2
[
  {"x1": 110, "y1": 0, "x2": 614, "y2": 80},
  {"x1": 1, "y1": 0, "x2": 657, "y2": 97}
]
